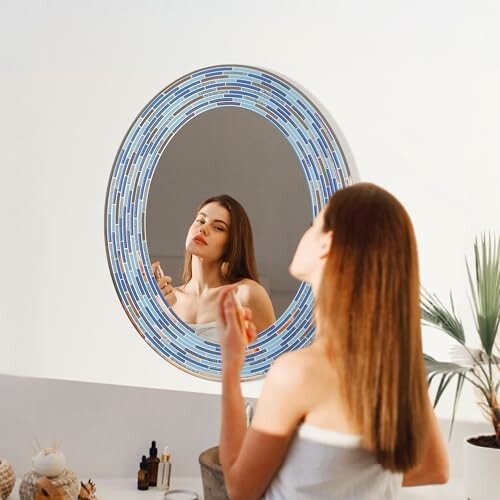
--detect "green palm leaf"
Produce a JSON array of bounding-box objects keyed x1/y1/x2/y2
[
  {"x1": 422, "y1": 233, "x2": 500, "y2": 441},
  {"x1": 421, "y1": 290, "x2": 465, "y2": 344},
  {"x1": 424, "y1": 354, "x2": 469, "y2": 406},
  {"x1": 466, "y1": 234, "x2": 500, "y2": 356},
  {"x1": 424, "y1": 354, "x2": 469, "y2": 440}
]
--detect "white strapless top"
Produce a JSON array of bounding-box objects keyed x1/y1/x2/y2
[
  {"x1": 187, "y1": 321, "x2": 219, "y2": 343},
  {"x1": 262, "y1": 423, "x2": 402, "y2": 499}
]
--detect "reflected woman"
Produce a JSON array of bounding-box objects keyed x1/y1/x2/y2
[{"x1": 152, "y1": 194, "x2": 276, "y2": 342}]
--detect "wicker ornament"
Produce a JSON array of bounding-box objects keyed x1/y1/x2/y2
[
  {"x1": 34, "y1": 477, "x2": 65, "y2": 499},
  {"x1": 0, "y1": 459, "x2": 16, "y2": 500},
  {"x1": 19, "y1": 469, "x2": 79, "y2": 500}
]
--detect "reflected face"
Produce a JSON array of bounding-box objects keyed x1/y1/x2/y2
[
  {"x1": 289, "y1": 206, "x2": 331, "y2": 284},
  {"x1": 185, "y1": 202, "x2": 231, "y2": 262}
]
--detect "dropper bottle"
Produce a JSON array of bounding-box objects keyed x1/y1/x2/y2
[
  {"x1": 137, "y1": 455, "x2": 149, "y2": 490},
  {"x1": 147, "y1": 440, "x2": 160, "y2": 486},
  {"x1": 157, "y1": 446, "x2": 172, "y2": 491}
]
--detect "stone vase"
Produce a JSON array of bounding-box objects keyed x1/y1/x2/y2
[{"x1": 199, "y1": 446, "x2": 229, "y2": 500}]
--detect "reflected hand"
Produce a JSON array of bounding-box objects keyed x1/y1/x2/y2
[
  {"x1": 217, "y1": 287, "x2": 257, "y2": 370},
  {"x1": 151, "y1": 261, "x2": 177, "y2": 307}
]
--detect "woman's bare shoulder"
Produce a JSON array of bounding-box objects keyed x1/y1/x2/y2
[
  {"x1": 234, "y1": 279, "x2": 273, "y2": 309},
  {"x1": 234, "y1": 279, "x2": 276, "y2": 331},
  {"x1": 234, "y1": 278, "x2": 268, "y2": 296},
  {"x1": 251, "y1": 347, "x2": 321, "y2": 438},
  {"x1": 268, "y1": 346, "x2": 322, "y2": 385}
]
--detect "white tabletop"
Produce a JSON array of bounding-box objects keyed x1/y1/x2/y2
[
  {"x1": 8, "y1": 476, "x2": 465, "y2": 499},
  {"x1": 8, "y1": 477, "x2": 203, "y2": 500}
]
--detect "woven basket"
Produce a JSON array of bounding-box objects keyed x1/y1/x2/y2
[
  {"x1": 19, "y1": 468, "x2": 79, "y2": 500},
  {"x1": 0, "y1": 459, "x2": 16, "y2": 500}
]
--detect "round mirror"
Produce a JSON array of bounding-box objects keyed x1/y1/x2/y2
[{"x1": 105, "y1": 64, "x2": 352, "y2": 380}]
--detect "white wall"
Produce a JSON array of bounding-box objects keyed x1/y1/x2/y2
[
  {"x1": 0, "y1": 374, "x2": 488, "y2": 481},
  {"x1": 1, "y1": 1, "x2": 499, "y2": 419},
  {"x1": 0, "y1": 374, "x2": 228, "y2": 478}
]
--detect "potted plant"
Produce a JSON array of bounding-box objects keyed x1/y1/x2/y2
[{"x1": 423, "y1": 233, "x2": 500, "y2": 500}]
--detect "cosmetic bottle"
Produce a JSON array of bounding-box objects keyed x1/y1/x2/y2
[
  {"x1": 147, "y1": 440, "x2": 160, "y2": 487},
  {"x1": 157, "y1": 446, "x2": 172, "y2": 491},
  {"x1": 137, "y1": 455, "x2": 149, "y2": 490}
]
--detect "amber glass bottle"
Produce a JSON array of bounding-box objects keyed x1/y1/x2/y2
[
  {"x1": 137, "y1": 455, "x2": 149, "y2": 490},
  {"x1": 147, "y1": 440, "x2": 160, "y2": 487}
]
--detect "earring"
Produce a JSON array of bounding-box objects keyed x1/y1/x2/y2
[{"x1": 221, "y1": 261, "x2": 228, "y2": 279}]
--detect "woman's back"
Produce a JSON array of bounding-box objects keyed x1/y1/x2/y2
[
  {"x1": 290, "y1": 341, "x2": 357, "y2": 434},
  {"x1": 261, "y1": 343, "x2": 402, "y2": 499}
]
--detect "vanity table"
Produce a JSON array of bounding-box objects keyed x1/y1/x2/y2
[
  {"x1": 9, "y1": 477, "x2": 203, "y2": 500},
  {"x1": 7, "y1": 476, "x2": 466, "y2": 499}
]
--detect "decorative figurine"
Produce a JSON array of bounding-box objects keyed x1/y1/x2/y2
[{"x1": 78, "y1": 479, "x2": 97, "y2": 500}]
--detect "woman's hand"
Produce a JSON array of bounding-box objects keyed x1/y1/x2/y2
[
  {"x1": 217, "y1": 287, "x2": 257, "y2": 370},
  {"x1": 151, "y1": 261, "x2": 177, "y2": 306}
]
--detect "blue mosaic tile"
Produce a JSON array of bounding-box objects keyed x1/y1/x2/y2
[{"x1": 105, "y1": 64, "x2": 352, "y2": 381}]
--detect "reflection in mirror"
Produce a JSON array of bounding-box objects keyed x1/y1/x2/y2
[
  {"x1": 151, "y1": 194, "x2": 276, "y2": 342},
  {"x1": 146, "y1": 107, "x2": 311, "y2": 341}
]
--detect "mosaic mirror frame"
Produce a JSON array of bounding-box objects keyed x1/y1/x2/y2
[{"x1": 105, "y1": 64, "x2": 352, "y2": 381}]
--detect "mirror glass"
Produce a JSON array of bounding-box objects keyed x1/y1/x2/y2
[{"x1": 146, "y1": 107, "x2": 311, "y2": 332}]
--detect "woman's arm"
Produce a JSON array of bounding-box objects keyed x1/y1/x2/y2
[
  {"x1": 402, "y1": 399, "x2": 449, "y2": 486},
  {"x1": 218, "y1": 289, "x2": 306, "y2": 500}
]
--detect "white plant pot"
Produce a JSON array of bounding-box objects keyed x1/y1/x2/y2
[{"x1": 463, "y1": 434, "x2": 500, "y2": 500}]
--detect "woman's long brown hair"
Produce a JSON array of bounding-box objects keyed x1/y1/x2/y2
[
  {"x1": 316, "y1": 183, "x2": 428, "y2": 472},
  {"x1": 182, "y1": 194, "x2": 259, "y2": 285}
]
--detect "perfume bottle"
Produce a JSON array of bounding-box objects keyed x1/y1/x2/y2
[
  {"x1": 137, "y1": 455, "x2": 149, "y2": 491},
  {"x1": 147, "y1": 441, "x2": 160, "y2": 487},
  {"x1": 157, "y1": 446, "x2": 172, "y2": 491}
]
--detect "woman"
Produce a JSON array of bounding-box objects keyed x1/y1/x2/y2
[
  {"x1": 217, "y1": 183, "x2": 449, "y2": 499},
  {"x1": 153, "y1": 194, "x2": 275, "y2": 342}
]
